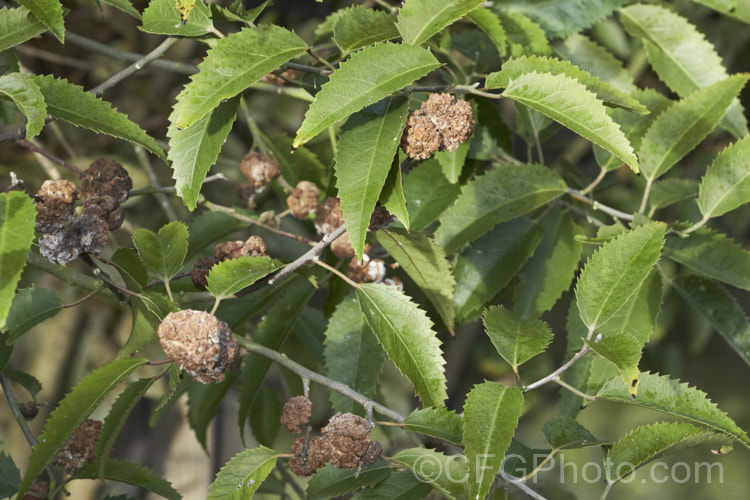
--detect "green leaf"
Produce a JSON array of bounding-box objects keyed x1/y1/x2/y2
[
  {"x1": 483, "y1": 305, "x2": 553, "y2": 370},
  {"x1": 4, "y1": 285, "x2": 62, "y2": 344},
  {"x1": 249, "y1": 387, "x2": 280, "y2": 447},
  {"x1": 597, "y1": 371, "x2": 750, "y2": 449},
  {"x1": 17, "y1": 0, "x2": 64, "y2": 42},
  {"x1": 0, "y1": 7, "x2": 48, "y2": 53},
  {"x1": 504, "y1": 0, "x2": 628, "y2": 39},
  {"x1": 378, "y1": 159, "x2": 409, "y2": 229},
  {"x1": 467, "y1": 7, "x2": 507, "y2": 57},
  {"x1": 514, "y1": 210, "x2": 582, "y2": 319},
  {"x1": 665, "y1": 228, "x2": 750, "y2": 291},
  {"x1": 168, "y1": 96, "x2": 238, "y2": 211},
  {"x1": 638, "y1": 75, "x2": 749, "y2": 182},
  {"x1": 542, "y1": 416, "x2": 602, "y2": 449},
  {"x1": 133, "y1": 221, "x2": 189, "y2": 284},
  {"x1": 585, "y1": 333, "x2": 642, "y2": 397},
  {"x1": 403, "y1": 407, "x2": 463, "y2": 445},
  {"x1": 619, "y1": 4, "x2": 748, "y2": 138},
  {"x1": 453, "y1": 218, "x2": 543, "y2": 322},
  {"x1": 206, "y1": 256, "x2": 282, "y2": 300},
  {"x1": 71, "y1": 459, "x2": 180, "y2": 500},
  {"x1": 323, "y1": 295, "x2": 385, "y2": 415},
  {"x1": 111, "y1": 247, "x2": 148, "y2": 291},
  {"x1": 207, "y1": 446, "x2": 276, "y2": 499},
  {"x1": 403, "y1": 158, "x2": 461, "y2": 231},
  {"x1": 174, "y1": 25, "x2": 307, "y2": 129},
  {"x1": 237, "y1": 277, "x2": 315, "y2": 441},
  {"x1": 553, "y1": 33, "x2": 635, "y2": 93},
  {"x1": 697, "y1": 135, "x2": 750, "y2": 220},
  {"x1": 0, "y1": 452, "x2": 20, "y2": 499},
  {"x1": 598, "y1": 271, "x2": 663, "y2": 344},
  {"x1": 576, "y1": 222, "x2": 666, "y2": 329},
  {"x1": 187, "y1": 375, "x2": 233, "y2": 451},
  {"x1": 605, "y1": 422, "x2": 730, "y2": 483},
  {"x1": 18, "y1": 358, "x2": 148, "y2": 498},
  {"x1": 102, "y1": 0, "x2": 141, "y2": 19},
  {"x1": 501, "y1": 72, "x2": 639, "y2": 172},
  {"x1": 0, "y1": 72, "x2": 46, "y2": 138},
  {"x1": 97, "y1": 378, "x2": 155, "y2": 479},
  {"x1": 335, "y1": 96, "x2": 409, "y2": 258},
  {"x1": 649, "y1": 178, "x2": 699, "y2": 212},
  {"x1": 350, "y1": 471, "x2": 431, "y2": 500},
  {"x1": 331, "y1": 5, "x2": 400, "y2": 54},
  {"x1": 435, "y1": 140, "x2": 469, "y2": 184},
  {"x1": 434, "y1": 164, "x2": 565, "y2": 253},
  {"x1": 149, "y1": 363, "x2": 184, "y2": 426},
  {"x1": 391, "y1": 448, "x2": 469, "y2": 500},
  {"x1": 496, "y1": 11, "x2": 551, "y2": 56},
  {"x1": 141, "y1": 0, "x2": 213, "y2": 37},
  {"x1": 293, "y1": 43, "x2": 440, "y2": 148},
  {"x1": 397, "y1": 0, "x2": 484, "y2": 45},
  {"x1": 31, "y1": 75, "x2": 165, "y2": 160},
  {"x1": 0, "y1": 192, "x2": 35, "y2": 331},
  {"x1": 266, "y1": 134, "x2": 326, "y2": 190},
  {"x1": 486, "y1": 55, "x2": 646, "y2": 114},
  {"x1": 463, "y1": 381, "x2": 523, "y2": 500},
  {"x1": 693, "y1": 0, "x2": 750, "y2": 24},
  {"x1": 669, "y1": 274, "x2": 750, "y2": 367},
  {"x1": 306, "y1": 461, "x2": 392, "y2": 500},
  {"x1": 186, "y1": 211, "x2": 246, "y2": 260},
  {"x1": 376, "y1": 228, "x2": 455, "y2": 333},
  {"x1": 356, "y1": 283, "x2": 447, "y2": 408},
  {"x1": 3, "y1": 368, "x2": 41, "y2": 398}
]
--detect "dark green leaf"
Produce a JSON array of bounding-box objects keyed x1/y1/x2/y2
[
  {"x1": 133, "y1": 221, "x2": 189, "y2": 284},
  {"x1": 0, "y1": 452, "x2": 20, "y2": 499},
  {"x1": 649, "y1": 178, "x2": 699, "y2": 212},
  {"x1": 0, "y1": 192, "x2": 35, "y2": 330},
  {"x1": 553, "y1": 33, "x2": 635, "y2": 93},
  {"x1": 391, "y1": 448, "x2": 469, "y2": 500},
  {"x1": 403, "y1": 158, "x2": 461, "y2": 231},
  {"x1": 187, "y1": 375, "x2": 233, "y2": 451},
  {"x1": 0, "y1": 72, "x2": 46, "y2": 138},
  {"x1": 306, "y1": 461, "x2": 392, "y2": 500},
  {"x1": 397, "y1": 0, "x2": 485, "y2": 46},
  {"x1": 186, "y1": 211, "x2": 246, "y2": 260},
  {"x1": 542, "y1": 416, "x2": 602, "y2": 449},
  {"x1": 206, "y1": 256, "x2": 282, "y2": 299},
  {"x1": 17, "y1": 0, "x2": 64, "y2": 42},
  {"x1": 207, "y1": 446, "x2": 277, "y2": 499},
  {"x1": 4, "y1": 285, "x2": 62, "y2": 344},
  {"x1": 351, "y1": 470, "x2": 431, "y2": 500},
  {"x1": 379, "y1": 158, "x2": 409, "y2": 229},
  {"x1": 503, "y1": 0, "x2": 628, "y2": 39},
  {"x1": 483, "y1": 305, "x2": 553, "y2": 369},
  {"x1": 72, "y1": 459, "x2": 180, "y2": 500},
  {"x1": 403, "y1": 407, "x2": 463, "y2": 445},
  {"x1": 467, "y1": 7, "x2": 507, "y2": 58},
  {"x1": 249, "y1": 386, "x2": 281, "y2": 447},
  {"x1": 332, "y1": 5, "x2": 400, "y2": 54},
  {"x1": 0, "y1": 7, "x2": 48, "y2": 53},
  {"x1": 3, "y1": 368, "x2": 41, "y2": 398}
]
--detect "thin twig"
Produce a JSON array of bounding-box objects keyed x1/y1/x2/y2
[
  {"x1": 283, "y1": 62, "x2": 333, "y2": 76},
  {"x1": 27, "y1": 252, "x2": 122, "y2": 305},
  {"x1": 268, "y1": 224, "x2": 347, "y2": 284},
  {"x1": 580, "y1": 168, "x2": 607, "y2": 196},
  {"x1": 203, "y1": 200, "x2": 317, "y2": 245},
  {"x1": 554, "y1": 378, "x2": 596, "y2": 401},
  {"x1": 638, "y1": 177, "x2": 654, "y2": 215},
  {"x1": 235, "y1": 336, "x2": 405, "y2": 422},
  {"x1": 17, "y1": 140, "x2": 85, "y2": 176},
  {"x1": 497, "y1": 470, "x2": 548, "y2": 500},
  {"x1": 524, "y1": 344, "x2": 591, "y2": 392},
  {"x1": 129, "y1": 173, "x2": 226, "y2": 197},
  {"x1": 566, "y1": 188, "x2": 633, "y2": 222},
  {"x1": 313, "y1": 259, "x2": 359, "y2": 288}
]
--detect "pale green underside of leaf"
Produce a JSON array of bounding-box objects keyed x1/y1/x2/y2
[
  {"x1": 379, "y1": 159, "x2": 409, "y2": 229},
  {"x1": 403, "y1": 407, "x2": 463, "y2": 444},
  {"x1": 586, "y1": 333, "x2": 641, "y2": 395},
  {"x1": 0, "y1": 192, "x2": 35, "y2": 331},
  {"x1": 307, "y1": 461, "x2": 392, "y2": 500},
  {"x1": 168, "y1": 97, "x2": 238, "y2": 211},
  {"x1": 391, "y1": 448, "x2": 469, "y2": 500},
  {"x1": 576, "y1": 222, "x2": 666, "y2": 329},
  {"x1": 503, "y1": 72, "x2": 639, "y2": 172},
  {"x1": 649, "y1": 178, "x2": 699, "y2": 212},
  {"x1": 332, "y1": 5, "x2": 400, "y2": 53},
  {"x1": 141, "y1": 0, "x2": 213, "y2": 37},
  {"x1": 376, "y1": 228, "x2": 456, "y2": 333},
  {"x1": 434, "y1": 163, "x2": 565, "y2": 253},
  {"x1": 132, "y1": 221, "x2": 189, "y2": 283},
  {"x1": 665, "y1": 227, "x2": 750, "y2": 291},
  {"x1": 356, "y1": 283, "x2": 447, "y2": 408},
  {"x1": 670, "y1": 274, "x2": 750, "y2": 367},
  {"x1": 606, "y1": 422, "x2": 731, "y2": 483},
  {"x1": 174, "y1": 25, "x2": 307, "y2": 129},
  {"x1": 397, "y1": 0, "x2": 485, "y2": 45},
  {"x1": 693, "y1": 0, "x2": 750, "y2": 24},
  {"x1": 619, "y1": 3, "x2": 748, "y2": 138},
  {"x1": 514, "y1": 210, "x2": 582, "y2": 319},
  {"x1": 4, "y1": 285, "x2": 62, "y2": 344},
  {"x1": 335, "y1": 96, "x2": 409, "y2": 259},
  {"x1": 293, "y1": 43, "x2": 440, "y2": 148},
  {"x1": 0, "y1": 72, "x2": 46, "y2": 139},
  {"x1": 697, "y1": 135, "x2": 750, "y2": 219},
  {"x1": 483, "y1": 306, "x2": 553, "y2": 369},
  {"x1": 638, "y1": 75, "x2": 748, "y2": 181},
  {"x1": 72, "y1": 459, "x2": 180, "y2": 500},
  {"x1": 403, "y1": 158, "x2": 461, "y2": 231},
  {"x1": 504, "y1": 0, "x2": 628, "y2": 39},
  {"x1": 0, "y1": 7, "x2": 48, "y2": 53},
  {"x1": 207, "y1": 446, "x2": 276, "y2": 499},
  {"x1": 18, "y1": 358, "x2": 148, "y2": 498},
  {"x1": 17, "y1": 0, "x2": 64, "y2": 42},
  {"x1": 553, "y1": 33, "x2": 635, "y2": 93},
  {"x1": 453, "y1": 218, "x2": 543, "y2": 322},
  {"x1": 542, "y1": 416, "x2": 603, "y2": 449},
  {"x1": 463, "y1": 382, "x2": 523, "y2": 500},
  {"x1": 323, "y1": 295, "x2": 384, "y2": 415},
  {"x1": 597, "y1": 371, "x2": 750, "y2": 449},
  {"x1": 467, "y1": 7, "x2": 507, "y2": 58},
  {"x1": 486, "y1": 55, "x2": 646, "y2": 114},
  {"x1": 32, "y1": 75, "x2": 165, "y2": 160},
  {"x1": 435, "y1": 140, "x2": 469, "y2": 184},
  {"x1": 206, "y1": 256, "x2": 282, "y2": 299}
]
